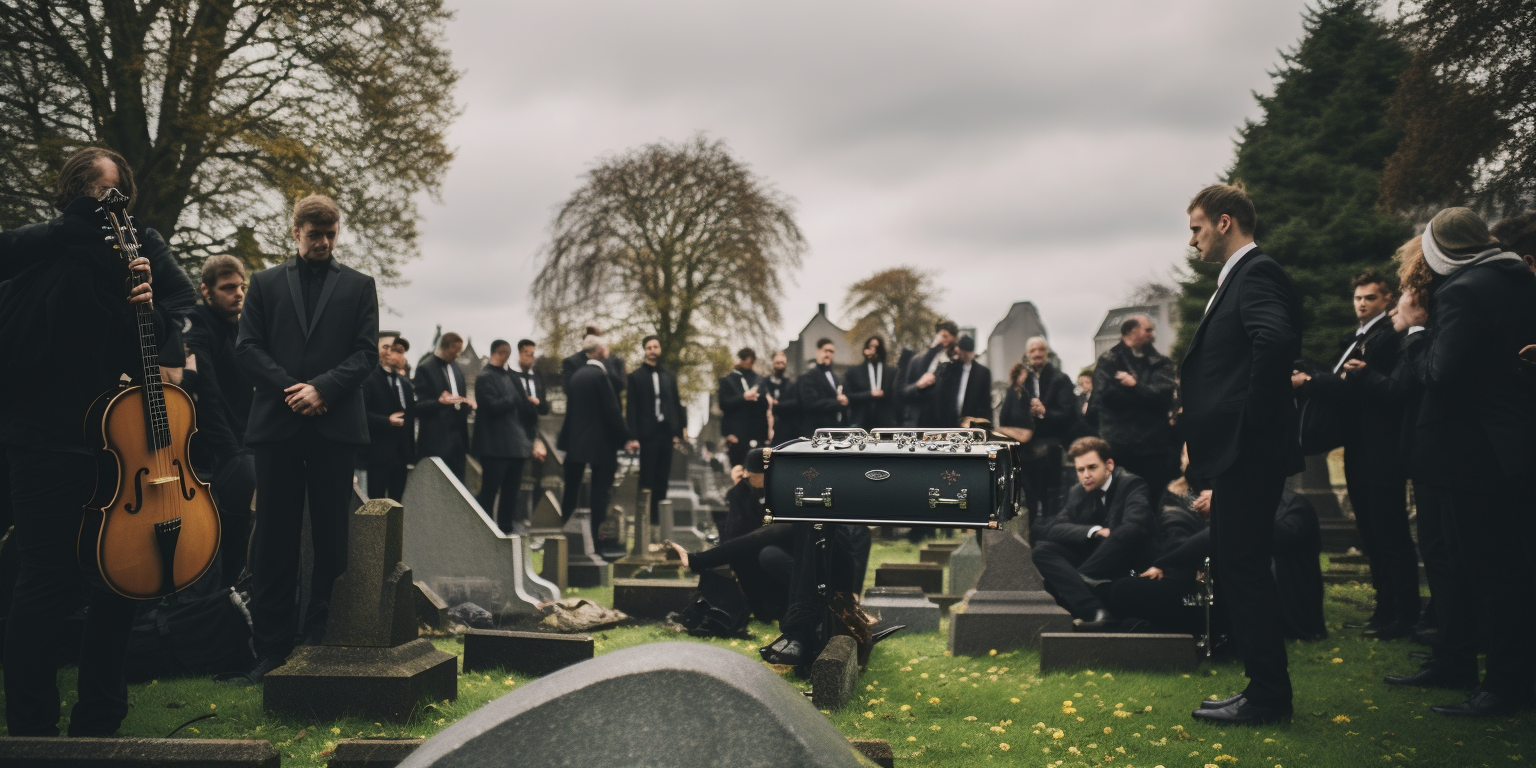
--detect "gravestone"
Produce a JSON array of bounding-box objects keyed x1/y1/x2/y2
[
  {"x1": 402, "y1": 458, "x2": 559, "y2": 619},
  {"x1": 1291, "y1": 453, "x2": 1359, "y2": 552},
  {"x1": 810, "y1": 635, "x2": 859, "y2": 710},
  {"x1": 948, "y1": 528, "x2": 1072, "y2": 656},
  {"x1": 613, "y1": 490, "x2": 669, "y2": 579},
  {"x1": 329, "y1": 739, "x2": 424, "y2": 768},
  {"x1": 919, "y1": 543, "x2": 959, "y2": 566},
  {"x1": 561, "y1": 508, "x2": 611, "y2": 588},
  {"x1": 462, "y1": 630, "x2": 594, "y2": 676},
  {"x1": 395, "y1": 643, "x2": 876, "y2": 768},
  {"x1": 661, "y1": 492, "x2": 709, "y2": 551},
  {"x1": 537, "y1": 535, "x2": 568, "y2": 590},
  {"x1": 873, "y1": 563, "x2": 943, "y2": 594},
  {"x1": 947, "y1": 534, "x2": 983, "y2": 595},
  {"x1": 1039, "y1": 633, "x2": 1198, "y2": 674},
  {"x1": 527, "y1": 490, "x2": 565, "y2": 538},
  {"x1": 612, "y1": 578, "x2": 698, "y2": 620},
  {"x1": 266, "y1": 499, "x2": 459, "y2": 722},
  {"x1": 0, "y1": 738, "x2": 279, "y2": 767},
  {"x1": 414, "y1": 581, "x2": 449, "y2": 630},
  {"x1": 860, "y1": 586, "x2": 940, "y2": 634}
]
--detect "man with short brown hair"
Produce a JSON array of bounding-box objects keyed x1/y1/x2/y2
[{"x1": 414, "y1": 331, "x2": 475, "y2": 479}]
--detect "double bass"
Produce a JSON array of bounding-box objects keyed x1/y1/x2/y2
[{"x1": 81, "y1": 189, "x2": 220, "y2": 599}]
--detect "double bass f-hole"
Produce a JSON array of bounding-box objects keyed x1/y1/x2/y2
[
  {"x1": 124, "y1": 468, "x2": 149, "y2": 514},
  {"x1": 172, "y1": 459, "x2": 195, "y2": 501}
]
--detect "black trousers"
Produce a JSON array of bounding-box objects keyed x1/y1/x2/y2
[
  {"x1": 1209, "y1": 459, "x2": 1292, "y2": 707},
  {"x1": 1032, "y1": 531, "x2": 1147, "y2": 619},
  {"x1": 1023, "y1": 444, "x2": 1064, "y2": 536},
  {"x1": 638, "y1": 434, "x2": 673, "y2": 523},
  {"x1": 691, "y1": 523, "x2": 796, "y2": 622},
  {"x1": 1344, "y1": 443, "x2": 1418, "y2": 627},
  {"x1": 3, "y1": 449, "x2": 137, "y2": 737},
  {"x1": 365, "y1": 460, "x2": 408, "y2": 502},
  {"x1": 1434, "y1": 478, "x2": 1535, "y2": 697},
  {"x1": 726, "y1": 436, "x2": 764, "y2": 469},
  {"x1": 781, "y1": 523, "x2": 865, "y2": 649},
  {"x1": 1115, "y1": 451, "x2": 1177, "y2": 508},
  {"x1": 1105, "y1": 576, "x2": 1204, "y2": 635},
  {"x1": 562, "y1": 458, "x2": 616, "y2": 539},
  {"x1": 1410, "y1": 480, "x2": 1452, "y2": 629},
  {"x1": 476, "y1": 456, "x2": 526, "y2": 533},
  {"x1": 248, "y1": 433, "x2": 356, "y2": 659},
  {"x1": 211, "y1": 450, "x2": 257, "y2": 584}
]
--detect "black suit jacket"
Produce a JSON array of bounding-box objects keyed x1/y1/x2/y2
[
  {"x1": 1406, "y1": 257, "x2": 1536, "y2": 483},
  {"x1": 718, "y1": 368, "x2": 769, "y2": 444},
  {"x1": 796, "y1": 364, "x2": 846, "y2": 436},
  {"x1": 471, "y1": 364, "x2": 546, "y2": 459},
  {"x1": 363, "y1": 365, "x2": 416, "y2": 465},
  {"x1": 844, "y1": 360, "x2": 900, "y2": 429},
  {"x1": 627, "y1": 363, "x2": 686, "y2": 441},
  {"x1": 1297, "y1": 316, "x2": 1403, "y2": 462},
  {"x1": 1179, "y1": 248, "x2": 1304, "y2": 479},
  {"x1": 1091, "y1": 342, "x2": 1177, "y2": 454},
  {"x1": 1039, "y1": 467, "x2": 1154, "y2": 545},
  {"x1": 763, "y1": 374, "x2": 800, "y2": 445},
  {"x1": 941, "y1": 360, "x2": 992, "y2": 425},
  {"x1": 560, "y1": 360, "x2": 630, "y2": 463},
  {"x1": 901, "y1": 345, "x2": 950, "y2": 427},
  {"x1": 1025, "y1": 363, "x2": 1082, "y2": 445},
  {"x1": 562, "y1": 350, "x2": 625, "y2": 393},
  {"x1": 413, "y1": 355, "x2": 471, "y2": 458},
  {"x1": 185, "y1": 304, "x2": 253, "y2": 470},
  {"x1": 235, "y1": 256, "x2": 378, "y2": 446}
]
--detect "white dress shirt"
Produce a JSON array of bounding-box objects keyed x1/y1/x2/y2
[
  {"x1": 1206, "y1": 241, "x2": 1260, "y2": 313},
  {"x1": 1086, "y1": 471, "x2": 1116, "y2": 538},
  {"x1": 1333, "y1": 311, "x2": 1387, "y2": 373},
  {"x1": 956, "y1": 361, "x2": 972, "y2": 413}
]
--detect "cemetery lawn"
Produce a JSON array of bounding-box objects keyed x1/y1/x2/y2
[{"x1": 2, "y1": 540, "x2": 1530, "y2": 768}]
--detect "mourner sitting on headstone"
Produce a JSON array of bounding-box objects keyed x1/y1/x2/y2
[{"x1": 1031, "y1": 436, "x2": 1154, "y2": 629}]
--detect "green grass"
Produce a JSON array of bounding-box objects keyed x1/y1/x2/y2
[{"x1": 3, "y1": 541, "x2": 1529, "y2": 768}]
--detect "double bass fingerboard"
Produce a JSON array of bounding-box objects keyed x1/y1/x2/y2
[{"x1": 104, "y1": 199, "x2": 172, "y2": 452}]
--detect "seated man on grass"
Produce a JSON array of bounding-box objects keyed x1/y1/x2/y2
[{"x1": 1031, "y1": 436, "x2": 1154, "y2": 629}]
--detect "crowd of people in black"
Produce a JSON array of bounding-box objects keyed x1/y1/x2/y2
[{"x1": 1, "y1": 147, "x2": 1534, "y2": 740}]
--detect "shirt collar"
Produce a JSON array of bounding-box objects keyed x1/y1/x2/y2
[
  {"x1": 1099, "y1": 471, "x2": 1114, "y2": 493},
  {"x1": 1357, "y1": 311, "x2": 1386, "y2": 336},
  {"x1": 1216, "y1": 241, "x2": 1259, "y2": 288},
  {"x1": 586, "y1": 358, "x2": 606, "y2": 369}
]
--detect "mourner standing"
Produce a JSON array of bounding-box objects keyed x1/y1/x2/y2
[
  {"x1": 474, "y1": 339, "x2": 542, "y2": 529},
  {"x1": 946, "y1": 335, "x2": 992, "y2": 427},
  {"x1": 797, "y1": 338, "x2": 848, "y2": 435},
  {"x1": 844, "y1": 335, "x2": 899, "y2": 429},
  {"x1": 414, "y1": 332, "x2": 475, "y2": 479},
  {"x1": 764, "y1": 350, "x2": 800, "y2": 444},
  {"x1": 362, "y1": 333, "x2": 415, "y2": 502},
  {"x1": 902, "y1": 320, "x2": 958, "y2": 427},
  {"x1": 718, "y1": 347, "x2": 768, "y2": 467},
  {"x1": 559, "y1": 333, "x2": 636, "y2": 548},
  {"x1": 627, "y1": 335, "x2": 686, "y2": 523},
  {"x1": 1090, "y1": 315, "x2": 1179, "y2": 501}
]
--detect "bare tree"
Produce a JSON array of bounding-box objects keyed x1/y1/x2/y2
[
  {"x1": 532, "y1": 134, "x2": 805, "y2": 395},
  {"x1": 0, "y1": 0, "x2": 458, "y2": 280},
  {"x1": 842, "y1": 266, "x2": 945, "y2": 355}
]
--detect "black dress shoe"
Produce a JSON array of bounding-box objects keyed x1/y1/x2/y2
[
  {"x1": 1199, "y1": 692, "x2": 1245, "y2": 710},
  {"x1": 758, "y1": 636, "x2": 805, "y2": 666},
  {"x1": 1342, "y1": 620, "x2": 1385, "y2": 630},
  {"x1": 1383, "y1": 666, "x2": 1479, "y2": 690},
  {"x1": 1363, "y1": 622, "x2": 1414, "y2": 640},
  {"x1": 1407, "y1": 650, "x2": 1433, "y2": 662},
  {"x1": 1190, "y1": 697, "x2": 1292, "y2": 725},
  {"x1": 1430, "y1": 690, "x2": 1526, "y2": 718},
  {"x1": 1073, "y1": 609, "x2": 1115, "y2": 631},
  {"x1": 219, "y1": 655, "x2": 285, "y2": 686}
]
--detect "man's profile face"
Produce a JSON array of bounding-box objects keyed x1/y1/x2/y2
[
  {"x1": 816, "y1": 343, "x2": 835, "y2": 366},
  {"x1": 202, "y1": 273, "x2": 245, "y2": 319},
  {"x1": 1352, "y1": 282, "x2": 1392, "y2": 322},
  {"x1": 772, "y1": 353, "x2": 787, "y2": 374},
  {"x1": 1075, "y1": 451, "x2": 1113, "y2": 492},
  {"x1": 1078, "y1": 374, "x2": 1093, "y2": 392},
  {"x1": 489, "y1": 345, "x2": 511, "y2": 368},
  {"x1": 390, "y1": 343, "x2": 407, "y2": 369},
  {"x1": 294, "y1": 221, "x2": 339, "y2": 261},
  {"x1": 644, "y1": 339, "x2": 661, "y2": 364},
  {"x1": 442, "y1": 341, "x2": 463, "y2": 362},
  {"x1": 379, "y1": 337, "x2": 396, "y2": 365},
  {"x1": 518, "y1": 344, "x2": 536, "y2": 369},
  {"x1": 1187, "y1": 207, "x2": 1230, "y2": 264},
  {"x1": 1025, "y1": 340, "x2": 1049, "y2": 369},
  {"x1": 1124, "y1": 319, "x2": 1155, "y2": 350}
]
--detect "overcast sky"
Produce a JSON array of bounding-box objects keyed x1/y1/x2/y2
[{"x1": 382, "y1": 0, "x2": 1313, "y2": 377}]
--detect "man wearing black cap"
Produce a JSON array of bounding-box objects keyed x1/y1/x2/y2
[
  {"x1": 363, "y1": 333, "x2": 415, "y2": 501},
  {"x1": 944, "y1": 334, "x2": 992, "y2": 427}
]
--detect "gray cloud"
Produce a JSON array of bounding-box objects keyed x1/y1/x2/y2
[{"x1": 381, "y1": 0, "x2": 1311, "y2": 377}]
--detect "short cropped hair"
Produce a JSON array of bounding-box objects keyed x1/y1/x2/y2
[
  {"x1": 1351, "y1": 269, "x2": 1394, "y2": 295},
  {"x1": 489, "y1": 339, "x2": 510, "y2": 354},
  {"x1": 438, "y1": 332, "x2": 463, "y2": 351},
  {"x1": 642, "y1": 335, "x2": 660, "y2": 347},
  {"x1": 292, "y1": 194, "x2": 341, "y2": 230},
  {"x1": 1187, "y1": 183, "x2": 1256, "y2": 235},
  {"x1": 201, "y1": 254, "x2": 246, "y2": 288},
  {"x1": 816, "y1": 337, "x2": 834, "y2": 350},
  {"x1": 737, "y1": 347, "x2": 757, "y2": 362},
  {"x1": 935, "y1": 319, "x2": 960, "y2": 337},
  {"x1": 56, "y1": 147, "x2": 135, "y2": 211},
  {"x1": 1067, "y1": 436, "x2": 1113, "y2": 463},
  {"x1": 517, "y1": 339, "x2": 536, "y2": 352}
]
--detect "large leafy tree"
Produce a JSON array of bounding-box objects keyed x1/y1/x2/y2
[
  {"x1": 0, "y1": 0, "x2": 458, "y2": 281},
  {"x1": 1174, "y1": 0, "x2": 1412, "y2": 366},
  {"x1": 842, "y1": 266, "x2": 945, "y2": 356},
  {"x1": 531, "y1": 134, "x2": 805, "y2": 395}
]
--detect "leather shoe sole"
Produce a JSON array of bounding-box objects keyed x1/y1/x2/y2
[
  {"x1": 1430, "y1": 691, "x2": 1526, "y2": 718},
  {"x1": 1190, "y1": 699, "x2": 1292, "y2": 725},
  {"x1": 1199, "y1": 693, "x2": 1244, "y2": 710}
]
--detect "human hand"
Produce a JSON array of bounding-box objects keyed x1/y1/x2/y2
[
  {"x1": 871, "y1": 388, "x2": 883, "y2": 398},
  {"x1": 917, "y1": 372, "x2": 937, "y2": 389},
  {"x1": 284, "y1": 382, "x2": 325, "y2": 414},
  {"x1": 725, "y1": 434, "x2": 739, "y2": 444},
  {"x1": 1030, "y1": 398, "x2": 1045, "y2": 417},
  {"x1": 185, "y1": 353, "x2": 198, "y2": 373},
  {"x1": 836, "y1": 393, "x2": 849, "y2": 406},
  {"x1": 730, "y1": 464, "x2": 746, "y2": 484},
  {"x1": 1520, "y1": 344, "x2": 1536, "y2": 363},
  {"x1": 527, "y1": 396, "x2": 540, "y2": 406},
  {"x1": 464, "y1": 398, "x2": 477, "y2": 410},
  {"x1": 533, "y1": 440, "x2": 547, "y2": 461},
  {"x1": 1193, "y1": 489, "x2": 1213, "y2": 517},
  {"x1": 625, "y1": 440, "x2": 640, "y2": 452},
  {"x1": 1342, "y1": 359, "x2": 1366, "y2": 372},
  {"x1": 1115, "y1": 371, "x2": 1136, "y2": 387},
  {"x1": 743, "y1": 390, "x2": 760, "y2": 401},
  {"x1": 389, "y1": 411, "x2": 405, "y2": 426},
  {"x1": 1140, "y1": 566, "x2": 1164, "y2": 581},
  {"x1": 1290, "y1": 371, "x2": 1311, "y2": 388},
  {"x1": 438, "y1": 391, "x2": 458, "y2": 405},
  {"x1": 127, "y1": 256, "x2": 153, "y2": 306},
  {"x1": 1095, "y1": 527, "x2": 1111, "y2": 538}
]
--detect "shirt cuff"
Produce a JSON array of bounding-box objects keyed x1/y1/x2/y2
[
  {"x1": 1087, "y1": 525, "x2": 1103, "y2": 539},
  {"x1": 1407, "y1": 326, "x2": 1425, "y2": 335}
]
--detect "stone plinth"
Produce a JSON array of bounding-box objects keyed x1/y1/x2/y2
[
  {"x1": 414, "y1": 580, "x2": 449, "y2": 630},
  {"x1": 848, "y1": 740, "x2": 894, "y2": 768},
  {"x1": 612, "y1": 578, "x2": 698, "y2": 620},
  {"x1": 462, "y1": 630, "x2": 594, "y2": 676},
  {"x1": 810, "y1": 635, "x2": 859, "y2": 710},
  {"x1": 861, "y1": 586, "x2": 940, "y2": 634},
  {"x1": 329, "y1": 739, "x2": 425, "y2": 768},
  {"x1": 265, "y1": 639, "x2": 458, "y2": 722},
  {"x1": 537, "y1": 536, "x2": 568, "y2": 591},
  {"x1": 1039, "y1": 633, "x2": 1198, "y2": 674},
  {"x1": 949, "y1": 529, "x2": 1072, "y2": 655},
  {"x1": 873, "y1": 562, "x2": 944, "y2": 594},
  {"x1": 0, "y1": 738, "x2": 278, "y2": 767},
  {"x1": 919, "y1": 543, "x2": 959, "y2": 566},
  {"x1": 947, "y1": 534, "x2": 983, "y2": 595},
  {"x1": 323, "y1": 500, "x2": 418, "y2": 647},
  {"x1": 560, "y1": 509, "x2": 611, "y2": 588}
]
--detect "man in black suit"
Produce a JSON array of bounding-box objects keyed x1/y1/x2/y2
[
  {"x1": 561, "y1": 324, "x2": 625, "y2": 392},
  {"x1": 235, "y1": 194, "x2": 378, "y2": 681},
  {"x1": 414, "y1": 332, "x2": 475, "y2": 480},
  {"x1": 1021, "y1": 337, "x2": 1081, "y2": 526},
  {"x1": 472, "y1": 339, "x2": 548, "y2": 532},
  {"x1": 844, "y1": 335, "x2": 899, "y2": 429},
  {"x1": 1180, "y1": 183, "x2": 1303, "y2": 725},
  {"x1": 764, "y1": 350, "x2": 800, "y2": 446},
  {"x1": 1383, "y1": 208, "x2": 1536, "y2": 717},
  {"x1": 628, "y1": 335, "x2": 686, "y2": 523},
  {"x1": 184, "y1": 254, "x2": 257, "y2": 582},
  {"x1": 943, "y1": 335, "x2": 992, "y2": 426},
  {"x1": 362, "y1": 333, "x2": 415, "y2": 502},
  {"x1": 558, "y1": 335, "x2": 636, "y2": 544},
  {"x1": 797, "y1": 338, "x2": 848, "y2": 436},
  {"x1": 902, "y1": 320, "x2": 958, "y2": 427},
  {"x1": 1090, "y1": 315, "x2": 1179, "y2": 500},
  {"x1": 1031, "y1": 437, "x2": 1154, "y2": 627},
  {"x1": 1293, "y1": 271, "x2": 1416, "y2": 638},
  {"x1": 718, "y1": 347, "x2": 768, "y2": 466}
]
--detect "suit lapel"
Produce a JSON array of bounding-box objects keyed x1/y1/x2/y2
[
  {"x1": 285, "y1": 260, "x2": 308, "y2": 336},
  {"x1": 1188, "y1": 249, "x2": 1261, "y2": 357},
  {"x1": 306, "y1": 264, "x2": 341, "y2": 339}
]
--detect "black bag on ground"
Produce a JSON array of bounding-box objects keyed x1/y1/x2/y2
[
  {"x1": 671, "y1": 568, "x2": 752, "y2": 639},
  {"x1": 123, "y1": 586, "x2": 256, "y2": 682}
]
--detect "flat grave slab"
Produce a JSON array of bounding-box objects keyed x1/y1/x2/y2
[
  {"x1": 0, "y1": 737, "x2": 279, "y2": 767},
  {"x1": 861, "y1": 586, "x2": 940, "y2": 634},
  {"x1": 612, "y1": 578, "x2": 698, "y2": 620},
  {"x1": 1039, "y1": 632, "x2": 1198, "y2": 674},
  {"x1": 873, "y1": 562, "x2": 943, "y2": 594},
  {"x1": 848, "y1": 739, "x2": 894, "y2": 768},
  {"x1": 329, "y1": 739, "x2": 425, "y2": 768},
  {"x1": 462, "y1": 630, "x2": 594, "y2": 676}
]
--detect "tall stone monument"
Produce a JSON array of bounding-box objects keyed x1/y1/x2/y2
[
  {"x1": 265, "y1": 499, "x2": 459, "y2": 722},
  {"x1": 948, "y1": 528, "x2": 1073, "y2": 656}
]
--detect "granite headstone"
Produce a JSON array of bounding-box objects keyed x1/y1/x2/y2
[{"x1": 948, "y1": 528, "x2": 1072, "y2": 655}]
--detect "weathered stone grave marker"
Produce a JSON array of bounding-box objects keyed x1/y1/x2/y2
[{"x1": 949, "y1": 528, "x2": 1072, "y2": 655}]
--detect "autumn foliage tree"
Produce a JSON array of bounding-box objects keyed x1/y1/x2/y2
[
  {"x1": 842, "y1": 266, "x2": 945, "y2": 355},
  {"x1": 0, "y1": 0, "x2": 458, "y2": 280},
  {"x1": 531, "y1": 135, "x2": 805, "y2": 394}
]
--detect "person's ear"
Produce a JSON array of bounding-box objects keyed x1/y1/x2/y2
[{"x1": 1105, "y1": 459, "x2": 1115, "y2": 473}]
